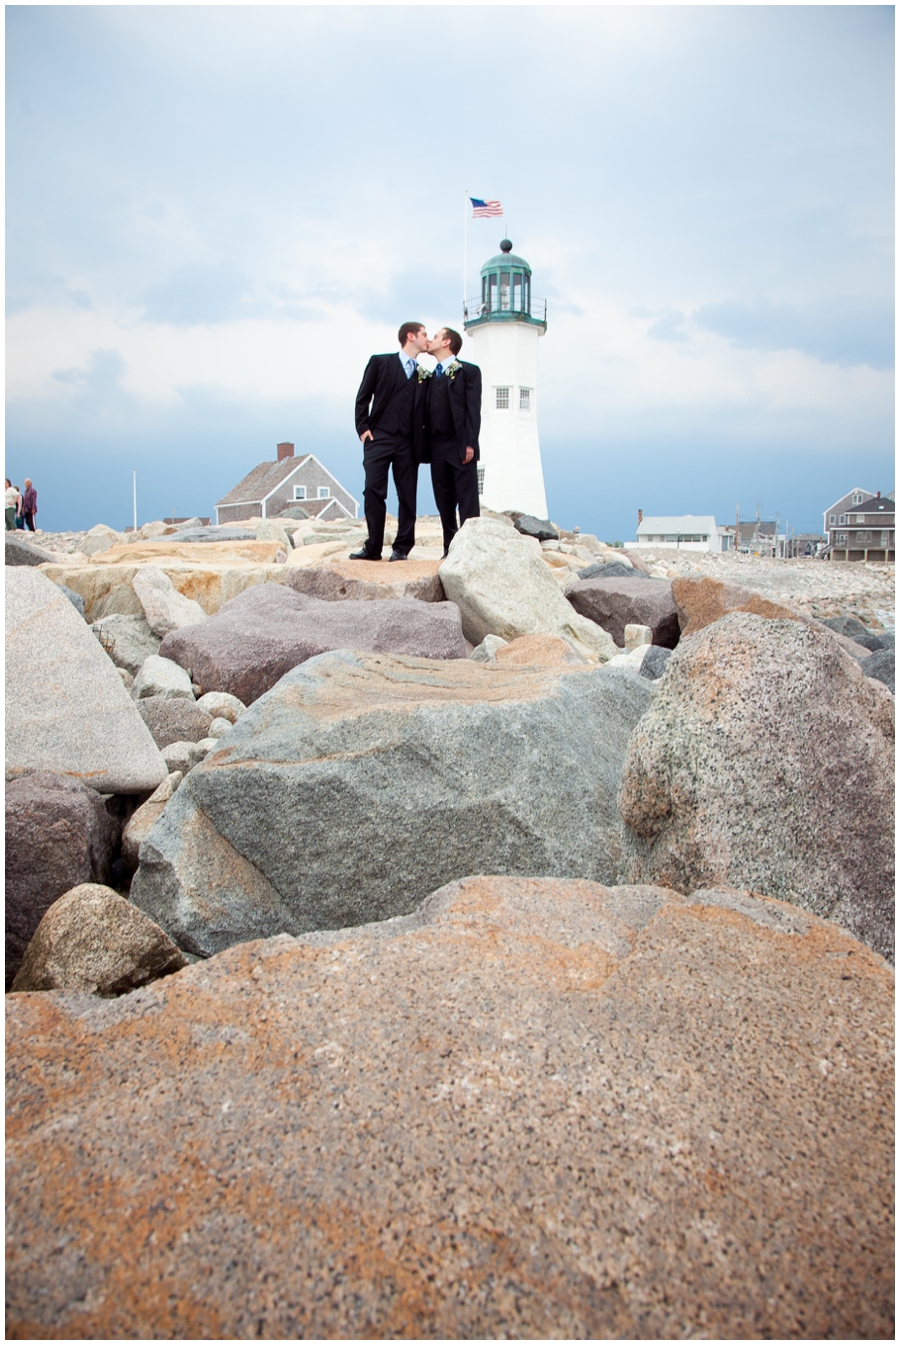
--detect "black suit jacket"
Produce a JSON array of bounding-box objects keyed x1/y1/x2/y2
[
  {"x1": 355, "y1": 353, "x2": 428, "y2": 451},
  {"x1": 420, "y1": 359, "x2": 482, "y2": 465}
]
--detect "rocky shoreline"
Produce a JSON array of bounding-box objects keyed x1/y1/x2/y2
[{"x1": 5, "y1": 511, "x2": 895, "y2": 1339}]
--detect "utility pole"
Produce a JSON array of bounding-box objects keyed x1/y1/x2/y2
[
  {"x1": 133, "y1": 471, "x2": 137, "y2": 532},
  {"x1": 735, "y1": 503, "x2": 740, "y2": 553}
]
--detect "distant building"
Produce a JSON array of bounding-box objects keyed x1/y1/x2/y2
[
  {"x1": 215, "y1": 443, "x2": 359, "y2": 526},
  {"x1": 632, "y1": 514, "x2": 729, "y2": 553},
  {"x1": 823, "y1": 488, "x2": 894, "y2": 562}
]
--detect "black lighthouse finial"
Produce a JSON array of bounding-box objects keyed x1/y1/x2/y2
[{"x1": 500, "y1": 239, "x2": 513, "y2": 253}]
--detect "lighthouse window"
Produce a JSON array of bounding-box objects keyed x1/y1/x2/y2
[
  {"x1": 495, "y1": 387, "x2": 510, "y2": 409},
  {"x1": 500, "y1": 272, "x2": 510, "y2": 311},
  {"x1": 519, "y1": 387, "x2": 531, "y2": 411},
  {"x1": 513, "y1": 275, "x2": 522, "y2": 311}
]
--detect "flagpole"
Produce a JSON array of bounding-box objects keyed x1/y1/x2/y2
[{"x1": 463, "y1": 190, "x2": 469, "y2": 322}]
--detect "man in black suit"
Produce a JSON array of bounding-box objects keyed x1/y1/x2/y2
[
  {"x1": 422, "y1": 327, "x2": 482, "y2": 556},
  {"x1": 352, "y1": 321, "x2": 429, "y2": 560}
]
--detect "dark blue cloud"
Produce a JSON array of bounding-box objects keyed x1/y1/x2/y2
[{"x1": 693, "y1": 297, "x2": 894, "y2": 369}]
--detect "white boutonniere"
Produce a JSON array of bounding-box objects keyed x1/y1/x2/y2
[
  {"x1": 416, "y1": 365, "x2": 433, "y2": 383},
  {"x1": 447, "y1": 359, "x2": 462, "y2": 381}
]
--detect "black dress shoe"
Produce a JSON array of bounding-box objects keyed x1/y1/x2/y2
[
  {"x1": 349, "y1": 548, "x2": 380, "y2": 561},
  {"x1": 388, "y1": 550, "x2": 408, "y2": 562}
]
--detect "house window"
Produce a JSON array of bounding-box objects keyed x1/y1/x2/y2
[
  {"x1": 837, "y1": 533, "x2": 848, "y2": 543},
  {"x1": 294, "y1": 486, "x2": 306, "y2": 501},
  {"x1": 519, "y1": 387, "x2": 531, "y2": 411},
  {"x1": 476, "y1": 466, "x2": 485, "y2": 497},
  {"x1": 496, "y1": 387, "x2": 510, "y2": 409},
  {"x1": 839, "y1": 514, "x2": 847, "y2": 525},
  {"x1": 852, "y1": 492, "x2": 863, "y2": 504},
  {"x1": 855, "y1": 514, "x2": 866, "y2": 524},
  {"x1": 829, "y1": 514, "x2": 836, "y2": 524},
  {"x1": 318, "y1": 487, "x2": 330, "y2": 499}
]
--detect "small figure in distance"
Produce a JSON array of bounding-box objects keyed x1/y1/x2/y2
[
  {"x1": 352, "y1": 322, "x2": 430, "y2": 561},
  {"x1": 14, "y1": 485, "x2": 25, "y2": 530},
  {"x1": 21, "y1": 478, "x2": 38, "y2": 532},
  {"x1": 422, "y1": 327, "x2": 482, "y2": 558},
  {"x1": 5, "y1": 479, "x2": 17, "y2": 531}
]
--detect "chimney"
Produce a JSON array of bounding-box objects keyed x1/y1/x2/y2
[
  {"x1": 637, "y1": 509, "x2": 643, "y2": 526},
  {"x1": 877, "y1": 490, "x2": 881, "y2": 498},
  {"x1": 277, "y1": 442, "x2": 295, "y2": 462}
]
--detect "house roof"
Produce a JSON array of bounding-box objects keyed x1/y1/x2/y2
[
  {"x1": 637, "y1": 515, "x2": 717, "y2": 533},
  {"x1": 216, "y1": 458, "x2": 300, "y2": 508},
  {"x1": 824, "y1": 487, "x2": 874, "y2": 514},
  {"x1": 852, "y1": 496, "x2": 895, "y2": 516}
]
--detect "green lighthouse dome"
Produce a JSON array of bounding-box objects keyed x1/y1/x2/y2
[{"x1": 465, "y1": 239, "x2": 547, "y2": 331}]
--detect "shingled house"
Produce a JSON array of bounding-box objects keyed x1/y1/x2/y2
[
  {"x1": 823, "y1": 487, "x2": 895, "y2": 562},
  {"x1": 215, "y1": 443, "x2": 359, "y2": 525}
]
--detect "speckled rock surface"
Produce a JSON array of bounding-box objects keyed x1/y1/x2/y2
[
  {"x1": 90, "y1": 614, "x2": 161, "y2": 674},
  {"x1": 5, "y1": 772, "x2": 118, "y2": 989},
  {"x1": 135, "y1": 696, "x2": 213, "y2": 749},
  {"x1": 6, "y1": 877, "x2": 893, "y2": 1339},
  {"x1": 493, "y1": 633, "x2": 585, "y2": 665},
  {"x1": 6, "y1": 569, "x2": 168, "y2": 795},
  {"x1": 131, "y1": 653, "x2": 195, "y2": 702},
  {"x1": 565, "y1": 575, "x2": 680, "y2": 649},
  {"x1": 10, "y1": 882, "x2": 186, "y2": 995},
  {"x1": 439, "y1": 517, "x2": 618, "y2": 661},
  {"x1": 619, "y1": 612, "x2": 895, "y2": 962},
  {"x1": 129, "y1": 650, "x2": 650, "y2": 956},
  {"x1": 158, "y1": 585, "x2": 468, "y2": 705},
  {"x1": 132, "y1": 564, "x2": 208, "y2": 638},
  {"x1": 5, "y1": 533, "x2": 52, "y2": 566},
  {"x1": 283, "y1": 557, "x2": 445, "y2": 603}
]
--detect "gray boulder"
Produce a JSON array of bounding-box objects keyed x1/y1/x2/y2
[
  {"x1": 439, "y1": 518, "x2": 616, "y2": 661},
  {"x1": 194, "y1": 691, "x2": 247, "y2": 723},
  {"x1": 91, "y1": 614, "x2": 161, "y2": 675},
  {"x1": 618, "y1": 612, "x2": 895, "y2": 962},
  {"x1": 132, "y1": 565, "x2": 207, "y2": 638},
  {"x1": 578, "y1": 561, "x2": 647, "y2": 581},
  {"x1": 5, "y1": 773, "x2": 117, "y2": 988},
  {"x1": 566, "y1": 575, "x2": 680, "y2": 649},
  {"x1": 161, "y1": 740, "x2": 209, "y2": 775},
  {"x1": 10, "y1": 883, "x2": 186, "y2": 996},
  {"x1": 275, "y1": 505, "x2": 310, "y2": 520},
  {"x1": 638, "y1": 645, "x2": 673, "y2": 681},
  {"x1": 131, "y1": 654, "x2": 195, "y2": 702},
  {"x1": 130, "y1": 650, "x2": 652, "y2": 957},
  {"x1": 55, "y1": 583, "x2": 86, "y2": 617},
  {"x1": 820, "y1": 615, "x2": 871, "y2": 641},
  {"x1": 158, "y1": 585, "x2": 468, "y2": 704},
  {"x1": 863, "y1": 648, "x2": 894, "y2": 694},
  {"x1": 168, "y1": 527, "x2": 257, "y2": 544},
  {"x1": 514, "y1": 514, "x2": 559, "y2": 542},
  {"x1": 874, "y1": 631, "x2": 894, "y2": 651},
  {"x1": 6, "y1": 533, "x2": 52, "y2": 566},
  {"x1": 122, "y1": 773, "x2": 183, "y2": 871},
  {"x1": 6, "y1": 569, "x2": 168, "y2": 794},
  {"x1": 136, "y1": 696, "x2": 213, "y2": 748}
]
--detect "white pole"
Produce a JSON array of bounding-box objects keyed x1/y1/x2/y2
[
  {"x1": 132, "y1": 470, "x2": 137, "y2": 532},
  {"x1": 463, "y1": 190, "x2": 469, "y2": 322}
]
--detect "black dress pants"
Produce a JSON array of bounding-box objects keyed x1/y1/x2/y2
[
  {"x1": 429, "y1": 434, "x2": 480, "y2": 551},
  {"x1": 361, "y1": 432, "x2": 418, "y2": 557}
]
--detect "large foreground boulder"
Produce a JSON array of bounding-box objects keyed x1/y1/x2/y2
[
  {"x1": 158, "y1": 586, "x2": 468, "y2": 704},
  {"x1": 10, "y1": 883, "x2": 186, "y2": 995},
  {"x1": 5, "y1": 773, "x2": 117, "y2": 988},
  {"x1": 565, "y1": 575, "x2": 680, "y2": 648},
  {"x1": 284, "y1": 557, "x2": 445, "y2": 603},
  {"x1": 6, "y1": 569, "x2": 168, "y2": 794},
  {"x1": 6, "y1": 877, "x2": 893, "y2": 1339},
  {"x1": 439, "y1": 517, "x2": 617, "y2": 660},
  {"x1": 130, "y1": 650, "x2": 651, "y2": 955},
  {"x1": 618, "y1": 612, "x2": 895, "y2": 961}
]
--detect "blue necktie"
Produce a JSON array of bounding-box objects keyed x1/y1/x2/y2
[
  {"x1": 435, "y1": 364, "x2": 443, "y2": 378},
  {"x1": 406, "y1": 360, "x2": 414, "y2": 378}
]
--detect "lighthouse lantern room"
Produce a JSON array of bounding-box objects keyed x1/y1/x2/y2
[{"x1": 463, "y1": 239, "x2": 549, "y2": 519}]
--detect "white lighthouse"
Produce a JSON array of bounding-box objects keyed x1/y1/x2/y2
[{"x1": 463, "y1": 239, "x2": 549, "y2": 519}]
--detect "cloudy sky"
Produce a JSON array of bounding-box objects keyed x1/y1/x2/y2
[{"x1": 6, "y1": 4, "x2": 894, "y2": 540}]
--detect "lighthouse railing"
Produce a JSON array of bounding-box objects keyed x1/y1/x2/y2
[{"x1": 463, "y1": 296, "x2": 547, "y2": 323}]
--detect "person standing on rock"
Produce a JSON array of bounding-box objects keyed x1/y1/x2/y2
[
  {"x1": 14, "y1": 485, "x2": 26, "y2": 529},
  {"x1": 352, "y1": 322, "x2": 430, "y2": 561},
  {"x1": 423, "y1": 327, "x2": 482, "y2": 557},
  {"x1": 5, "y1": 479, "x2": 18, "y2": 531},
  {"x1": 21, "y1": 479, "x2": 38, "y2": 532}
]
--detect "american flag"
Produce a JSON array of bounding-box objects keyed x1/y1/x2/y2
[{"x1": 470, "y1": 197, "x2": 503, "y2": 218}]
